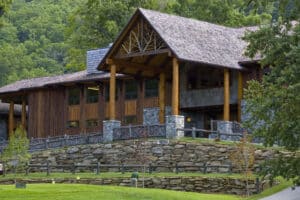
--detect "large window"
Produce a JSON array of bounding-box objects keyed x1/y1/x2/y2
[
  {"x1": 186, "y1": 67, "x2": 226, "y2": 90},
  {"x1": 86, "y1": 86, "x2": 99, "y2": 103},
  {"x1": 105, "y1": 83, "x2": 119, "y2": 102},
  {"x1": 86, "y1": 119, "x2": 99, "y2": 128},
  {"x1": 124, "y1": 115, "x2": 137, "y2": 125},
  {"x1": 68, "y1": 88, "x2": 80, "y2": 105},
  {"x1": 67, "y1": 121, "x2": 79, "y2": 128},
  {"x1": 125, "y1": 80, "x2": 138, "y2": 100},
  {"x1": 145, "y1": 79, "x2": 158, "y2": 98}
]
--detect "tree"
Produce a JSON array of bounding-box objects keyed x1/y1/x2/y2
[
  {"x1": 243, "y1": 0, "x2": 300, "y2": 185},
  {"x1": 65, "y1": 0, "x2": 269, "y2": 71},
  {"x1": 230, "y1": 132, "x2": 255, "y2": 196},
  {"x1": 0, "y1": 0, "x2": 12, "y2": 27},
  {"x1": 1, "y1": 126, "x2": 31, "y2": 179}
]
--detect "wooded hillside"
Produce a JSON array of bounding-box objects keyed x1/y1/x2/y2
[{"x1": 0, "y1": 0, "x2": 270, "y2": 86}]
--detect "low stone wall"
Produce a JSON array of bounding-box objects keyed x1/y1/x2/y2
[
  {"x1": 0, "y1": 176, "x2": 259, "y2": 195},
  {"x1": 29, "y1": 140, "x2": 284, "y2": 173}
]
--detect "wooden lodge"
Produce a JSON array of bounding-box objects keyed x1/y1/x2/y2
[{"x1": 0, "y1": 8, "x2": 262, "y2": 139}]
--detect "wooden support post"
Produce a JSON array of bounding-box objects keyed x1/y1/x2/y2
[
  {"x1": 98, "y1": 83, "x2": 105, "y2": 129},
  {"x1": 80, "y1": 86, "x2": 86, "y2": 134},
  {"x1": 223, "y1": 69, "x2": 230, "y2": 121},
  {"x1": 237, "y1": 71, "x2": 243, "y2": 122},
  {"x1": 159, "y1": 72, "x2": 165, "y2": 123},
  {"x1": 8, "y1": 101, "x2": 14, "y2": 136},
  {"x1": 109, "y1": 64, "x2": 116, "y2": 120},
  {"x1": 172, "y1": 57, "x2": 179, "y2": 115},
  {"x1": 21, "y1": 99, "x2": 26, "y2": 129}
]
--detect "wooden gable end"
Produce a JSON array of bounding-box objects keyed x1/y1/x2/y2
[{"x1": 114, "y1": 17, "x2": 169, "y2": 59}]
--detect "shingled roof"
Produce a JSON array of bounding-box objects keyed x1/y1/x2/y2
[
  {"x1": 0, "y1": 71, "x2": 124, "y2": 95},
  {"x1": 99, "y1": 8, "x2": 256, "y2": 70},
  {"x1": 87, "y1": 46, "x2": 110, "y2": 74}
]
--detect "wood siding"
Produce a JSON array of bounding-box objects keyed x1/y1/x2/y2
[
  {"x1": 26, "y1": 78, "x2": 163, "y2": 138},
  {"x1": 28, "y1": 88, "x2": 65, "y2": 138}
]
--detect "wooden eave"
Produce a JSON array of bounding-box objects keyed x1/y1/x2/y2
[{"x1": 97, "y1": 8, "x2": 178, "y2": 78}]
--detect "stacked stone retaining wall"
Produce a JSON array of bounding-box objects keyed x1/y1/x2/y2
[
  {"x1": 0, "y1": 176, "x2": 259, "y2": 195},
  {"x1": 29, "y1": 140, "x2": 284, "y2": 173}
]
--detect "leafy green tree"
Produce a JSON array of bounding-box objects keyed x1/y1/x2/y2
[
  {"x1": 243, "y1": 0, "x2": 300, "y2": 185},
  {"x1": 230, "y1": 133, "x2": 255, "y2": 196},
  {"x1": 0, "y1": 0, "x2": 12, "y2": 26},
  {"x1": 1, "y1": 126, "x2": 31, "y2": 175},
  {"x1": 65, "y1": 0, "x2": 269, "y2": 71}
]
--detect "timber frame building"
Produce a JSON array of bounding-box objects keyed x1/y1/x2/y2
[{"x1": 0, "y1": 8, "x2": 261, "y2": 139}]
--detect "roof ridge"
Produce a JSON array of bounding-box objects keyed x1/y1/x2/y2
[{"x1": 138, "y1": 7, "x2": 248, "y2": 30}]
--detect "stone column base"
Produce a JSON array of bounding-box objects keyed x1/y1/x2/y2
[
  {"x1": 103, "y1": 120, "x2": 121, "y2": 142},
  {"x1": 166, "y1": 115, "x2": 184, "y2": 139}
]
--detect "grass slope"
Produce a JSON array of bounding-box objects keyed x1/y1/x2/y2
[{"x1": 0, "y1": 184, "x2": 240, "y2": 200}]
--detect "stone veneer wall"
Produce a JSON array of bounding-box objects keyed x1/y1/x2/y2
[
  {"x1": 30, "y1": 140, "x2": 283, "y2": 173},
  {"x1": 0, "y1": 177, "x2": 259, "y2": 195},
  {"x1": 143, "y1": 107, "x2": 171, "y2": 125}
]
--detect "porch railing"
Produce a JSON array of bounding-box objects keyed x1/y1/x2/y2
[{"x1": 113, "y1": 124, "x2": 166, "y2": 140}]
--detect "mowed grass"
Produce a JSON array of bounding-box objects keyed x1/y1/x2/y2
[{"x1": 0, "y1": 184, "x2": 241, "y2": 200}]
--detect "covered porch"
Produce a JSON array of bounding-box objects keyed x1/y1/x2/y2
[{"x1": 98, "y1": 9, "x2": 245, "y2": 140}]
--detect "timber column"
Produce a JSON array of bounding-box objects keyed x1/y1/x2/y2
[
  {"x1": 166, "y1": 57, "x2": 184, "y2": 139},
  {"x1": 159, "y1": 72, "x2": 165, "y2": 124},
  {"x1": 21, "y1": 99, "x2": 26, "y2": 129},
  {"x1": 8, "y1": 101, "x2": 14, "y2": 136},
  {"x1": 103, "y1": 63, "x2": 120, "y2": 142},
  {"x1": 237, "y1": 71, "x2": 243, "y2": 122},
  {"x1": 223, "y1": 69, "x2": 230, "y2": 121}
]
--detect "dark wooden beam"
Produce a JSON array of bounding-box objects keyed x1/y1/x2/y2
[{"x1": 114, "y1": 49, "x2": 170, "y2": 59}]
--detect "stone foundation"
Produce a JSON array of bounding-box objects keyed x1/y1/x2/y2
[
  {"x1": 166, "y1": 115, "x2": 184, "y2": 139},
  {"x1": 28, "y1": 140, "x2": 285, "y2": 174},
  {"x1": 103, "y1": 120, "x2": 121, "y2": 142}
]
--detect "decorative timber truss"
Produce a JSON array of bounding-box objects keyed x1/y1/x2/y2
[{"x1": 115, "y1": 18, "x2": 169, "y2": 58}]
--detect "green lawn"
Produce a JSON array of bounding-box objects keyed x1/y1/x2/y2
[
  {"x1": 0, "y1": 178, "x2": 293, "y2": 200},
  {"x1": 0, "y1": 184, "x2": 241, "y2": 200}
]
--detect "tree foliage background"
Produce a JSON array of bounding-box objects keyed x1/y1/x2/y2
[
  {"x1": 243, "y1": 0, "x2": 300, "y2": 184},
  {"x1": 0, "y1": 0, "x2": 298, "y2": 185},
  {"x1": 0, "y1": 0, "x2": 269, "y2": 86}
]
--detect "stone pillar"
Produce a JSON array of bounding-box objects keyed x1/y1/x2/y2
[
  {"x1": 103, "y1": 120, "x2": 121, "y2": 142},
  {"x1": 166, "y1": 115, "x2": 184, "y2": 139}
]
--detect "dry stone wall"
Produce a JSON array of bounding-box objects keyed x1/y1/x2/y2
[
  {"x1": 30, "y1": 140, "x2": 283, "y2": 173},
  {"x1": 0, "y1": 177, "x2": 258, "y2": 195}
]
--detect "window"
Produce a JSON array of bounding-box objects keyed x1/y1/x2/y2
[
  {"x1": 67, "y1": 121, "x2": 79, "y2": 128},
  {"x1": 145, "y1": 79, "x2": 158, "y2": 98},
  {"x1": 186, "y1": 68, "x2": 226, "y2": 90},
  {"x1": 68, "y1": 88, "x2": 80, "y2": 105},
  {"x1": 125, "y1": 80, "x2": 138, "y2": 100},
  {"x1": 124, "y1": 115, "x2": 137, "y2": 124},
  {"x1": 86, "y1": 119, "x2": 99, "y2": 128},
  {"x1": 104, "y1": 83, "x2": 118, "y2": 102},
  {"x1": 86, "y1": 86, "x2": 99, "y2": 103}
]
